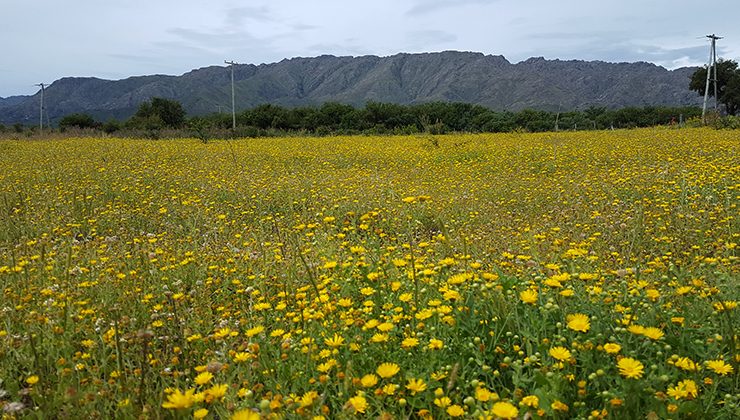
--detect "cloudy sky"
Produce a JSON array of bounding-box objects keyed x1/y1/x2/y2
[{"x1": 2, "y1": 0, "x2": 739, "y2": 97}]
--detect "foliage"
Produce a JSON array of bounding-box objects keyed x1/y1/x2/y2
[
  {"x1": 689, "y1": 59, "x2": 740, "y2": 115},
  {"x1": 188, "y1": 117, "x2": 211, "y2": 143},
  {"x1": 44, "y1": 103, "x2": 707, "y2": 139},
  {"x1": 714, "y1": 115, "x2": 740, "y2": 129},
  {"x1": 58, "y1": 113, "x2": 100, "y2": 131},
  {"x1": 209, "y1": 103, "x2": 701, "y2": 135},
  {"x1": 127, "y1": 97, "x2": 186, "y2": 129},
  {"x1": 0, "y1": 129, "x2": 738, "y2": 418},
  {"x1": 102, "y1": 120, "x2": 121, "y2": 134}
]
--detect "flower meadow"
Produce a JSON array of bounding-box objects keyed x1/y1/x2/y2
[{"x1": 0, "y1": 128, "x2": 738, "y2": 419}]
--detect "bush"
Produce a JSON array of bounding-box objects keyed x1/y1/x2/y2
[
  {"x1": 714, "y1": 115, "x2": 740, "y2": 129},
  {"x1": 59, "y1": 113, "x2": 100, "y2": 131},
  {"x1": 102, "y1": 120, "x2": 121, "y2": 134},
  {"x1": 128, "y1": 98, "x2": 186, "y2": 129}
]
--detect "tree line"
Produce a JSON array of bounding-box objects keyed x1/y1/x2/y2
[
  {"x1": 201, "y1": 102, "x2": 703, "y2": 135},
  {"x1": 13, "y1": 100, "x2": 703, "y2": 138}
]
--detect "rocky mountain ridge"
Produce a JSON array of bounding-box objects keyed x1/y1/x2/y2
[{"x1": 0, "y1": 51, "x2": 701, "y2": 124}]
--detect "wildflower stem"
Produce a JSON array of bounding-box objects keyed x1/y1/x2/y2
[
  {"x1": 113, "y1": 315, "x2": 125, "y2": 383},
  {"x1": 410, "y1": 242, "x2": 419, "y2": 314}
]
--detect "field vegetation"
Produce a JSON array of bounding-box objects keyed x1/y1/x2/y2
[
  {"x1": 1, "y1": 102, "x2": 707, "y2": 140},
  {"x1": 0, "y1": 128, "x2": 738, "y2": 418}
]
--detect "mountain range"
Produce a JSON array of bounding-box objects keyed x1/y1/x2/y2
[{"x1": 0, "y1": 51, "x2": 702, "y2": 125}]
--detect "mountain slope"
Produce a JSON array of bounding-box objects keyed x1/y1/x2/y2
[
  {"x1": 0, "y1": 51, "x2": 701, "y2": 124},
  {"x1": 0, "y1": 95, "x2": 30, "y2": 110}
]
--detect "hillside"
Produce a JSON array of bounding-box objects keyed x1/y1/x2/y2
[{"x1": 0, "y1": 51, "x2": 701, "y2": 124}]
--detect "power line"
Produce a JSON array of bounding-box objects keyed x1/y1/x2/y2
[
  {"x1": 225, "y1": 60, "x2": 238, "y2": 130},
  {"x1": 702, "y1": 34, "x2": 722, "y2": 123}
]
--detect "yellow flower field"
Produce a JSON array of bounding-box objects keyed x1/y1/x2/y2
[{"x1": 0, "y1": 128, "x2": 738, "y2": 418}]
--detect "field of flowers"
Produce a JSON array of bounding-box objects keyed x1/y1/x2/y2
[{"x1": 0, "y1": 128, "x2": 738, "y2": 419}]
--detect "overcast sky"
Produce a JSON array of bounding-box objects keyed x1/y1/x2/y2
[{"x1": 2, "y1": 0, "x2": 739, "y2": 97}]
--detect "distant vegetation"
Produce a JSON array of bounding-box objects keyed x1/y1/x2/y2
[
  {"x1": 11, "y1": 54, "x2": 740, "y2": 139},
  {"x1": 689, "y1": 59, "x2": 740, "y2": 116},
  {"x1": 0, "y1": 52, "x2": 704, "y2": 126},
  {"x1": 58, "y1": 113, "x2": 101, "y2": 131},
  {"x1": 4, "y1": 99, "x2": 709, "y2": 139},
  {"x1": 8, "y1": 58, "x2": 722, "y2": 139},
  {"x1": 10, "y1": 60, "x2": 740, "y2": 142}
]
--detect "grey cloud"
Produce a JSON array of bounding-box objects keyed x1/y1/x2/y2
[
  {"x1": 524, "y1": 31, "x2": 630, "y2": 41},
  {"x1": 193, "y1": 6, "x2": 316, "y2": 51},
  {"x1": 405, "y1": 30, "x2": 458, "y2": 50},
  {"x1": 582, "y1": 41, "x2": 726, "y2": 66},
  {"x1": 119, "y1": 27, "x2": 292, "y2": 71},
  {"x1": 224, "y1": 6, "x2": 275, "y2": 28},
  {"x1": 406, "y1": 0, "x2": 499, "y2": 16},
  {"x1": 520, "y1": 40, "x2": 727, "y2": 69},
  {"x1": 2, "y1": 0, "x2": 739, "y2": 97},
  {"x1": 630, "y1": 45, "x2": 717, "y2": 62},
  {"x1": 164, "y1": 27, "x2": 287, "y2": 52},
  {"x1": 306, "y1": 42, "x2": 373, "y2": 57},
  {"x1": 108, "y1": 53, "x2": 159, "y2": 62},
  {"x1": 162, "y1": 13, "x2": 319, "y2": 66},
  {"x1": 167, "y1": 27, "x2": 260, "y2": 46},
  {"x1": 153, "y1": 40, "x2": 216, "y2": 55},
  {"x1": 516, "y1": 27, "x2": 727, "y2": 68},
  {"x1": 291, "y1": 23, "x2": 318, "y2": 31},
  {"x1": 106, "y1": 52, "x2": 180, "y2": 69}
]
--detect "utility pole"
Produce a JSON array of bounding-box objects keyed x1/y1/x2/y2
[
  {"x1": 35, "y1": 83, "x2": 48, "y2": 133},
  {"x1": 224, "y1": 60, "x2": 238, "y2": 130},
  {"x1": 702, "y1": 34, "x2": 722, "y2": 124}
]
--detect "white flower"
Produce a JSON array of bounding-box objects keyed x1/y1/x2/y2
[{"x1": 3, "y1": 402, "x2": 25, "y2": 413}]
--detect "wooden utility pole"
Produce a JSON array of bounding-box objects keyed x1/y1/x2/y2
[
  {"x1": 225, "y1": 60, "x2": 238, "y2": 130},
  {"x1": 702, "y1": 34, "x2": 722, "y2": 123},
  {"x1": 35, "y1": 83, "x2": 48, "y2": 133}
]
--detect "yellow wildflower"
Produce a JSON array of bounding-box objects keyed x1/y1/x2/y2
[
  {"x1": 360, "y1": 374, "x2": 378, "y2": 388},
  {"x1": 491, "y1": 401, "x2": 519, "y2": 419},
  {"x1": 405, "y1": 378, "x2": 427, "y2": 394},
  {"x1": 617, "y1": 357, "x2": 644, "y2": 379},
  {"x1": 705, "y1": 359, "x2": 733, "y2": 375},
  {"x1": 549, "y1": 346, "x2": 572, "y2": 361},
  {"x1": 376, "y1": 362, "x2": 400, "y2": 378},
  {"x1": 162, "y1": 389, "x2": 196, "y2": 409},
  {"x1": 346, "y1": 394, "x2": 367, "y2": 414},
  {"x1": 566, "y1": 313, "x2": 591, "y2": 333}
]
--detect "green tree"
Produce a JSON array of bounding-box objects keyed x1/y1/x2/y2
[
  {"x1": 689, "y1": 59, "x2": 740, "y2": 115},
  {"x1": 514, "y1": 109, "x2": 556, "y2": 132},
  {"x1": 59, "y1": 113, "x2": 99, "y2": 131},
  {"x1": 314, "y1": 102, "x2": 355, "y2": 130},
  {"x1": 188, "y1": 117, "x2": 211, "y2": 143},
  {"x1": 102, "y1": 120, "x2": 121, "y2": 134},
  {"x1": 130, "y1": 97, "x2": 186, "y2": 128},
  {"x1": 245, "y1": 104, "x2": 289, "y2": 129},
  {"x1": 724, "y1": 74, "x2": 740, "y2": 116},
  {"x1": 364, "y1": 102, "x2": 415, "y2": 131}
]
